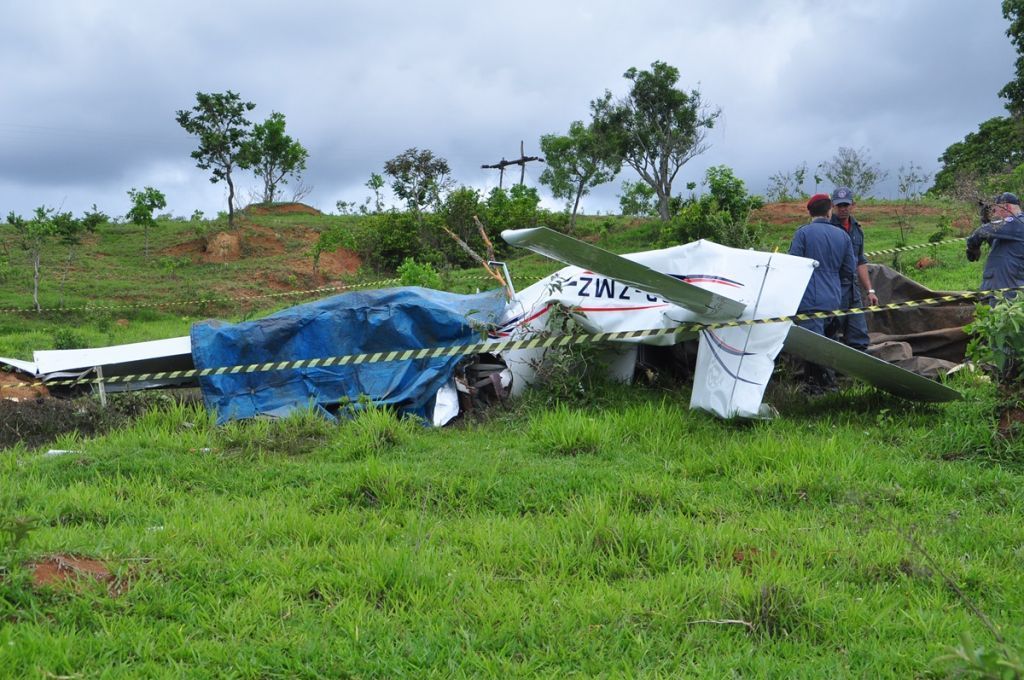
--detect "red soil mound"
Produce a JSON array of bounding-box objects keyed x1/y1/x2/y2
[
  {"x1": 244, "y1": 202, "x2": 322, "y2": 216},
  {"x1": 750, "y1": 201, "x2": 948, "y2": 226}
]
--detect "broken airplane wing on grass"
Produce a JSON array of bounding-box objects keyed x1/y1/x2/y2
[
  {"x1": 500, "y1": 227, "x2": 960, "y2": 417},
  {"x1": 782, "y1": 325, "x2": 960, "y2": 402}
]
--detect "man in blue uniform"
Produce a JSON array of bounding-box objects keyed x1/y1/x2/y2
[
  {"x1": 966, "y1": 192, "x2": 1024, "y2": 301},
  {"x1": 828, "y1": 187, "x2": 877, "y2": 350},
  {"x1": 789, "y1": 193, "x2": 857, "y2": 392}
]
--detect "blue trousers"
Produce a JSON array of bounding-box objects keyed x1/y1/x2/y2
[
  {"x1": 795, "y1": 316, "x2": 835, "y2": 388},
  {"x1": 827, "y1": 286, "x2": 869, "y2": 351}
]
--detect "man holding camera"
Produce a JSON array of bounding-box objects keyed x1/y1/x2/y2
[{"x1": 966, "y1": 192, "x2": 1024, "y2": 300}]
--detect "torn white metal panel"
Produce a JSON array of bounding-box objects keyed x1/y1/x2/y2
[
  {"x1": 689, "y1": 251, "x2": 813, "y2": 418},
  {"x1": 0, "y1": 336, "x2": 194, "y2": 392},
  {"x1": 0, "y1": 356, "x2": 36, "y2": 374},
  {"x1": 32, "y1": 336, "x2": 192, "y2": 374}
]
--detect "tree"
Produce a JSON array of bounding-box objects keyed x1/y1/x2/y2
[
  {"x1": 365, "y1": 172, "x2": 386, "y2": 213},
  {"x1": 591, "y1": 61, "x2": 720, "y2": 221},
  {"x1": 766, "y1": 162, "x2": 808, "y2": 202},
  {"x1": 175, "y1": 91, "x2": 255, "y2": 228},
  {"x1": 931, "y1": 117, "x2": 1024, "y2": 194},
  {"x1": 539, "y1": 120, "x2": 620, "y2": 229},
  {"x1": 238, "y1": 112, "x2": 308, "y2": 205},
  {"x1": 933, "y1": 3, "x2": 1024, "y2": 195},
  {"x1": 383, "y1": 148, "x2": 454, "y2": 216},
  {"x1": 819, "y1": 147, "x2": 888, "y2": 197},
  {"x1": 127, "y1": 187, "x2": 167, "y2": 258},
  {"x1": 617, "y1": 180, "x2": 658, "y2": 217},
  {"x1": 7, "y1": 207, "x2": 58, "y2": 312},
  {"x1": 1001, "y1": 0, "x2": 1024, "y2": 117}
]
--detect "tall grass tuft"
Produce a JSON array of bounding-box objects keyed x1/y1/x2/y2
[
  {"x1": 527, "y1": 405, "x2": 610, "y2": 456},
  {"x1": 340, "y1": 405, "x2": 418, "y2": 459}
]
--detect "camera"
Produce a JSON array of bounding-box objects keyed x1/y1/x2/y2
[{"x1": 978, "y1": 199, "x2": 991, "y2": 225}]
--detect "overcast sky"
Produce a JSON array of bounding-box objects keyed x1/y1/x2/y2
[{"x1": 0, "y1": 1, "x2": 1015, "y2": 220}]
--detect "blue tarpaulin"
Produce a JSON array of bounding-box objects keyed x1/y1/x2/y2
[{"x1": 190, "y1": 286, "x2": 507, "y2": 424}]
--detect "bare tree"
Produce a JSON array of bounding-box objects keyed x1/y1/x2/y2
[{"x1": 820, "y1": 147, "x2": 888, "y2": 197}]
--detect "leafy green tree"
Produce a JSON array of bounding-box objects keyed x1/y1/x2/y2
[
  {"x1": 933, "y1": 3, "x2": 1024, "y2": 196},
  {"x1": 7, "y1": 207, "x2": 58, "y2": 312},
  {"x1": 239, "y1": 112, "x2": 308, "y2": 205},
  {"x1": 931, "y1": 117, "x2": 1024, "y2": 195},
  {"x1": 175, "y1": 91, "x2": 256, "y2": 228},
  {"x1": 383, "y1": 148, "x2": 454, "y2": 216},
  {"x1": 366, "y1": 172, "x2": 386, "y2": 213},
  {"x1": 1001, "y1": 0, "x2": 1024, "y2": 117},
  {"x1": 819, "y1": 147, "x2": 888, "y2": 197},
  {"x1": 704, "y1": 165, "x2": 762, "y2": 222},
  {"x1": 591, "y1": 61, "x2": 719, "y2": 221},
  {"x1": 539, "y1": 120, "x2": 620, "y2": 229},
  {"x1": 766, "y1": 162, "x2": 808, "y2": 202},
  {"x1": 617, "y1": 179, "x2": 658, "y2": 217},
  {"x1": 441, "y1": 186, "x2": 483, "y2": 243},
  {"x1": 127, "y1": 187, "x2": 167, "y2": 258},
  {"x1": 481, "y1": 184, "x2": 543, "y2": 234}
]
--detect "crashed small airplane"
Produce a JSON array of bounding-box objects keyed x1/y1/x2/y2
[
  {"x1": 497, "y1": 227, "x2": 959, "y2": 418},
  {"x1": 1, "y1": 228, "x2": 960, "y2": 422}
]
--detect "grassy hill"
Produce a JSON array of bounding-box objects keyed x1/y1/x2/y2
[{"x1": 1, "y1": 200, "x2": 1021, "y2": 677}]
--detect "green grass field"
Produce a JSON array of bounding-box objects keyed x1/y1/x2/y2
[{"x1": 2, "y1": 202, "x2": 1022, "y2": 677}]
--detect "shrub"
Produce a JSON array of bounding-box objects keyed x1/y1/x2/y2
[
  {"x1": 314, "y1": 211, "x2": 443, "y2": 273},
  {"x1": 51, "y1": 327, "x2": 87, "y2": 350},
  {"x1": 659, "y1": 165, "x2": 765, "y2": 250},
  {"x1": 966, "y1": 297, "x2": 1024, "y2": 386},
  {"x1": 397, "y1": 258, "x2": 443, "y2": 289}
]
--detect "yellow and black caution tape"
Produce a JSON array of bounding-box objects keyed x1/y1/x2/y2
[
  {"x1": 865, "y1": 236, "x2": 968, "y2": 258},
  {"x1": 3, "y1": 285, "x2": 1018, "y2": 392}
]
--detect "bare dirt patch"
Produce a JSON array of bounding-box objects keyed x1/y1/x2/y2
[
  {"x1": 998, "y1": 404, "x2": 1024, "y2": 440},
  {"x1": 202, "y1": 231, "x2": 243, "y2": 263},
  {"x1": 0, "y1": 371, "x2": 49, "y2": 402},
  {"x1": 309, "y1": 249, "x2": 362, "y2": 278},
  {"x1": 750, "y1": 201, "x2": 948, "y2": 227},
  {"x1": 245, "y1": 230, "x2": 286, "y2": 257},
  {"x1": 164, "y1": 238, "x2": 206, "y2": 257},
  {"x1": 29, "y1": 554, "x2": 130, "y2": 596}
]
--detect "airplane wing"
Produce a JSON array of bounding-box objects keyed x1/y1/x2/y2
[
  {"x1": 783, "y1": 325, "x2": 961, "y2": 402},
  {"x1": 502, "y1": 227, "x2": 746, "y2": 319}
]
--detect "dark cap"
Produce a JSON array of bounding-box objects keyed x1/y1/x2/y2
[
  {"x1": 995, "y1": 192, "x2": 1020, "y2": 206},
  {"x1": 831, "y1": 187, "x2": 854, "y2": 205},
  {"x1": 806, "y1": 193, "x2": 831, "y2": 211}
]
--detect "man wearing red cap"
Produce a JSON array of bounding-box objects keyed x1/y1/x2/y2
[{"x1": 788, "y1": 193, "x2": 857, "y2": 392}]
